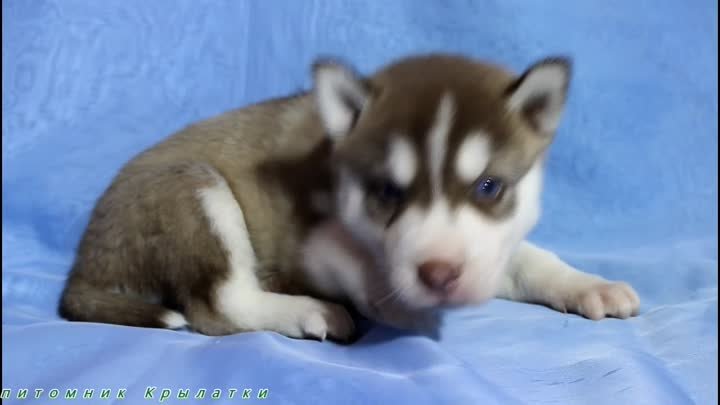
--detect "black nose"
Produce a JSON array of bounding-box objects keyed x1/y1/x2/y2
[{"x1": 418, "y1": 261, "x2": 461, "y2": 292}]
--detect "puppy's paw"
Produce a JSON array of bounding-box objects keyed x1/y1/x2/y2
[
  {"x1": 559, "y1": 281, "x2": 640, "y2": 320},
  {"x1": 296, "y1": 299, "x2": 356, "y2": 342}
]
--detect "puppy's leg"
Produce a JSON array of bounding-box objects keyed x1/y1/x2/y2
[
  {"x1": 497, "y1": 241, "x2": 640, "y2": 319},
  {"x1": 197, "y1": 173, "x2": 355, "y2": 341}
]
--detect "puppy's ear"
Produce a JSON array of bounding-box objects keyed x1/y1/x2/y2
[
  {"x1": 506, "y1": 57, "x2": 572, "y2": 134},
  {"x1": 312, "y1": 59, "x2": 369, "y2": 139}
]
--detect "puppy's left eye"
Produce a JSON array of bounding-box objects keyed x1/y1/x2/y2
[
  {"x1": 374, "y1": 180, "x2": 405, "y2": 205},
  {"x1": 473, "y1": 176, "x2": 504, "y2": 201}
]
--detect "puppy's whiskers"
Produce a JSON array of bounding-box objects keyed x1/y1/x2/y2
[{"x1": 373, "y1": 281, "x2": 411, "y2": 308}]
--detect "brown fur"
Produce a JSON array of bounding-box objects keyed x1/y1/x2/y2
[
  {"x1": 59, "y1": 94, "x2": 332, "y2": 334},
  {"x1": 59, "y1": 53, "x2": 565, "y2": 335},
  {"x1": 334, "y1": 54, "x2": 561, "y2": 221}
]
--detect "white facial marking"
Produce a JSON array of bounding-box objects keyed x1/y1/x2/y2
[
  {"x1": 336, "y1": 169, "x2": 366, "y2": 225},
  {"x1": 454, "y1": 163, "x2": 542, "y2": 301},
  {"x1": 336, "y1": 169, "x2": 384, "y2": 249},
  {"x1": 387, "y1": 136, "x2": 417, "y2": 187},
  {"x1": 301, "y1": 221, "x2": 372, "y2": 303},
  {"x1": 514, "y1": 160, "x2": 543, "y2": 228},
  {"x1": 427, "y1": 93, "x2": 455, "y2": 196},
  {"x1": 455, "y1": 132, "x2": 492, "y2": 183},
  {"x1": 385, "y1": 198, "x2": 461, "y2": 308},
  {"x1": 384, "y1": 158, "x2": 545, "y2": 309}
]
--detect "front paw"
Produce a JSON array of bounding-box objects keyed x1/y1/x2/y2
[
  {"x1": 559, "y1": 281, "x2": 640, "y2": 320},
  {"x1": 298, "y1": 300, "x2": 356, "y2": 342}
]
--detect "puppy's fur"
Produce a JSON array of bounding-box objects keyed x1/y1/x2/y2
[{"x1": 59, "y1": 54, "x2": 640, "y2": 340}]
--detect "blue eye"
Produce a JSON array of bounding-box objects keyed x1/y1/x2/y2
[{"x1": 474, "y1": 177, "x2": 504, "y2": 201}]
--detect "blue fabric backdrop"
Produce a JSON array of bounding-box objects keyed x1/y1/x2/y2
[{"x1": 3, "y1": 1, "x2": 717, "y2": 404}]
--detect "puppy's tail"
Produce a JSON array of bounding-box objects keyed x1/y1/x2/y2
[{"x1": 58, "y1": 279, "x2": 187, "y2": 330}]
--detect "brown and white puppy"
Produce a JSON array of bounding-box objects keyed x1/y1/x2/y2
[{"x1": 59, "y1": 54, "x2": 640, "y2": 341}]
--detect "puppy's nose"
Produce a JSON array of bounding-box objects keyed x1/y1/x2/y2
[{"x1": 418, "y1": 261, "x2": 460, "y2": 292}]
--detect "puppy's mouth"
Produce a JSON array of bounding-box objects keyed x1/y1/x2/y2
[
  {"x1": 421, "y1": 279, "x2": 460, "y2": 303},
  {"x1": 415, "y1": 270, "x2": 499, "y2": 309},
  {"x1": 426, "y1": 282, "x2": 479, "y2": 308}
]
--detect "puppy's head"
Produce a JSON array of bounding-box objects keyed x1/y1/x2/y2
[{"x1": 312, "y1": 54, "x2": 571, "y2": 310}]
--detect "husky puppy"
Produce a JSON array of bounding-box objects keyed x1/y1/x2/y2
[{"x1": 59, "y1": 54, "x2": 640, "y2": 340}]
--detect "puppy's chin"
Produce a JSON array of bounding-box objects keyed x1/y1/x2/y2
[
  {"x1": 363, "y1": 287, "x2": 444, "y2": 338},
  {"x1": 394, "y1": 283, "x2": 486, "y2": 311},
  {"x1": 444, "y1": 281, "x2": 498, "y2": 307},
  {"x1": 451, "y1": 268, "x2": 505, "y2": 305}
]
